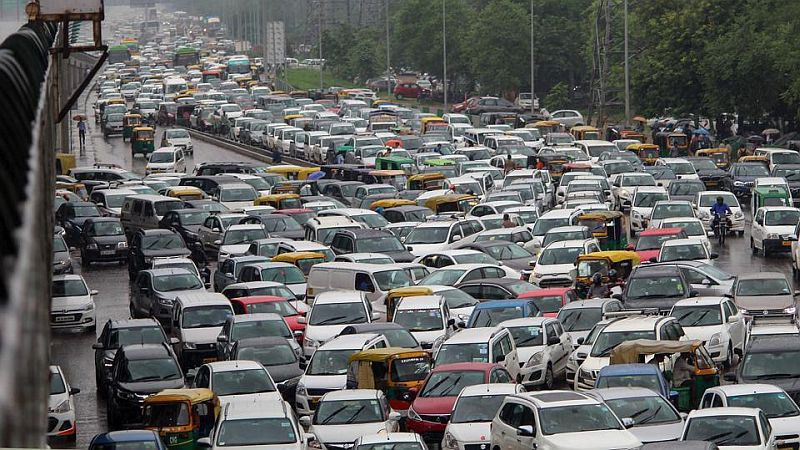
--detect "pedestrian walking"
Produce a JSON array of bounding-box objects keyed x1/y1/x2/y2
[{"x1": 77, "y1": 119, "x2": 86, "y2": 149}]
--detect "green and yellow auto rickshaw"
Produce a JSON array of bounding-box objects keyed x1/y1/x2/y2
[
  {"x1": 142, "y1": 388, "x2": 220, "y2": 449},
  {"x1": 130, "y1": 126, "x2": 155, "y2": 157},
  {"x1": 575, "y1": 250, "x2": 640, "y2": 298},
  {"x1": 375, "y1": 155, "x2": 415, "y2": 171},
  {"x1": 347, "y1": 348, "x2": 432, "y2": 415},
  {"x1": 122, "y1": 113, "x2": 143, "y2": 141},
  {"x1": 423, "y1": 194, "x2": 477, "y2": 215},
  {"x1": 695, "y1": 148, "x2": 731, "y2": 170},
  {"x1": 577, "y1": 211, "x2": 627, "y2": 250},
  {"x1": 751, "y1": 186, "x2": 791, "y2": 216}
]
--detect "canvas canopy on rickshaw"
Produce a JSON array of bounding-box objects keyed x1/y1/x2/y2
[
  {"x1": 271, "y1": 251, "x2": 326, "y2": 276},
  {"x1": 628, "y1": 143, "x2": 660, "y2": 165},
  {"x1": 570, "y1": 125, "x2": 601, "y2": 141},
  {"x1": 407, "y1": 173, "x2": 446, "y2": 191},
  {"x1": 385, "y1": 287, "x2": 434, "y2": 321},
  {"x1": 695, "y1": 148, "x2": 731, "y2": 169},
  {"x1": 423, "y1": 194, "x2": 477, "y2": 215},
  {"x1": 369, "y1": 199, "x2": 416, "y2": 211},
  {"x1": 346, "y1": 348, "x2": 432, "y2": 412},
  {"x1": 527, "y1": 120, "x2": 561, "y2": 135},
  {"x1": 266, "y1": 165, "x2": 321, "y2": 181},
  {"x1": 131, "y1": 127, "x2": 156, "y2": 156},
  {"x1": 375, "y1": 156, "x2": 414, "y2": 171},
  {"x1": 122, "y1": 113, "x2": 143, "y2": 141},
  {"x1": 619, "y1": 130, "x2": 647, "y2": 143},
  {"x1": 577, "y1": 211, "x2": 627, "y2": 250},
  {"x1": 143, "y1": 388, "x2": 220, "y2": 450},
  {"x1": 255, "y1": 193, "x2": 302, "y2": 209}
]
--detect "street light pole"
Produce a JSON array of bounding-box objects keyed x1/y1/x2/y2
[
  {"x1": 386, "y1": 0, "x2": 391, "y2": 98},
  {"x1": 442, "y1": 0, "x2": 447, "y2": 111},
  {"x1": 623, "y1": 0, "x2": 630, "y2": 125},
  {"x1": 318, "y1": 1, "x2": 323, "y2": 90},
  {"x1": 530, "y1": 0, "x2": 535, "y2": 114}
]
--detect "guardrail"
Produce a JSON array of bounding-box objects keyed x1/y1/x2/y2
[{"x1": 184, "y1": 127, "x2": 316, "y2": 167}]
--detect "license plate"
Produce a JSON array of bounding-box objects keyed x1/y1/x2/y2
[
  {"x1": 783, "y1": 241, "x2": 792, "y2": 247},
  {"x1": 202, "y1": 357, "x2": 216, "y2": 363},
  {"x1": 100, "y1": 250, "x2": 115, "y2": 255},
  {"x1": 55, "y1": 315, "x2": 74, "y2": 322}
]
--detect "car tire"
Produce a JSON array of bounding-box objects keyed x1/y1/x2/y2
[
  {"x1": 751, "y1": 238, "x2": 757, "y2": 255},
  {"x1": 542, "y1": 364, "x2": 554, "y2": 390},
  {"x1": 129, "y1": 303, "x2": 137, "y2": 319},
  {"x1": 106, "y1": 400, "x2": 119, "y2": 430},
  {"x1": 724, "y1": 343, "x2": 733, "y2": 369}
]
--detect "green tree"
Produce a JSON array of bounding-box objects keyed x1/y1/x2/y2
[{"x1": 544, "y1": 82, "x2": 569, "y2": 110}]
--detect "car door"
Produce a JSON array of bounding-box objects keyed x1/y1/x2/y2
[
  {"x1": 546, "y1": 321, "x2": 567, "y2": 373},
  {"x1": 753, "y1": 208, "x2": 766, "y2": 249},
  {"x1": 138, "y1": 272, "x2": 155, "y2": 316},
  {"x1": 680, "y1": 266, "x2": 721, "y2": 297},
  {"x1": 723, "y1": 300, "x2": 746, "y2": 351},
  {"x1": 499, "y1": 333, "x2": 520, "y2": 378},
  {"x1": 215, "y1": 258, "x2": 236, "y2": 291}
]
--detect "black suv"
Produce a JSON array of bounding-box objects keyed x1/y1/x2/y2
[
  {"x1": 728, "y1": 335, "x2": 800, "y2": 404},
  {"x1": 55, "y1": 201, "x2": 103, "y2": 246},
  {"x1": 93, "y1": 318, "x2": 173, "y2": 392},
  {"x1": 105, "y1": 343, "x2": 184, "y2": 429},
  {"x1": 127, "y1": 229, "x2": 191, "y2": 280},
  {"x1": 80, "y1": 217, "x2": 129, "y2": 266},
  {"x1": 329, "y1": 229, "x2": 414, "y2": 262},
  {"x1": 158, "y1": 208, "x2": 210, "y2": 246},
  {"x1": 620, "y1": 265, "x2": 695, "y2": 312}
]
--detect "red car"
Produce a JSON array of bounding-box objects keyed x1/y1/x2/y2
[
  {"x1": 633, "y1": 227, "x2": 687, "y2": 262},
  {"x1": 229, "y1": 295, "x2": 306, "y2": 343},
  {"x1": 450, "y1": 96, "x2": 481, "y2": 113},
  {"x1": 406, "y1": 362, "x2": 513, "y2": 444},
  {"x1": 394, "y1": 83, "x2": 429, "y2": 100},
  {"x1": 517, "y1": 288, "x2": 579, "y2": 317}
]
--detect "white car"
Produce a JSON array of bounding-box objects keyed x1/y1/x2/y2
[
  {"x1": 51, "y1": 274, "x2": 97, "y2": 332},
  {"x1": 565, "y1": 319, "x2": 612, "y2": 385},
  {"x1": 700, "y1": 384, "x2": 800, "y2": 449},
  {"x1": 629, "y1": 186, "x2": 669, "y2": 233},
  {"x1": 500, "y1": 317, "x2": 572, "y2": 389},
  {"x1": 611, "y1": 172, "x2": 657, "y2": 211},
  {"x1": 530, "y1": 239, "x2": 600, "y2": 287},
  {"x1": 413, "y1": 249, "x2": 501, "y2": 268},
  {"x1": 660, "y1": 217, "x2": 711, "y2": 249},
  {"x1": 433, "y1": 327, "x2": 520, "y2": 380},
  {"x1": 490, "y1": 390, "x2": 642, "y2": 450},
  {"x1": 200, "y1": 400, "x2": 307, "y2": 449},
  {"x1": 192, "y1": 360, "x2": 283, "y2": 407},
  {"x1": 392, "y1": 295, "x2": 457, "y2": 349},
  {"x1": 587, "y1": 387, "x2": 685, "y2": 443},
  {"x1": 48, "y1": 365, "x2": 78, "y2": 443},
  {"x1": 550, "y1": 109, "x2": 585, "y2": 128},
  {"x1": 215, "y1": 183, "x2": 258, "y2": 210},
  {"x1": 528, "y1": 209, "x2": 582, "y2": 250},
  {"x1": 161, "y1": 128, "x2": 193, "y2": 154},
  {"x1": 356, "y1": 432, "x2": 428, "y2": 450},
  {"x1": 216, "y1": 224, "x2": 268, "y2": 264},
  {"x1": 647, "y1": 200, "x2": 696, "y2": 229},
  {"x1": 656, "y1": 157, "x2": 699, "y2": 180},
  {"x1": 681, "y1": 407, "x2": 776, "y2": 449},
  {"x1": 657, "y1": 237, "x2": 717, "y2": 265},
  {"x1": 694, "y1": 191, "x2": 746, "y2": 235},
  {"x1": 301, "y1": 390, "x2": 400, "y2": 449},
  {"x1": 752, "y1": 206, "x2": 800, "y2": 256},
  {"x1": 441, "y1": 383, "x2": 524, "y2": 450},
  {"x1": 418, "y1": 263, "x2": 520, "y2": 287},
  {"x1": 670, "y1": 297, "x2": 746, "y2": 366},
  {"x1": 145, "y1": 146, "x2": 186, "y2": 175},
  {"x1": 300, "y1": 290, "x2": 379, "y2": 357}
]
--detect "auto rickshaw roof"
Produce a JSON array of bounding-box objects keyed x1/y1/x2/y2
[
  {"x1": 370, "y1": 199, "x2": 416, "y2": 209},
  {"x1": 610, "y1": 339, "x2": 705, "y2": 365},
  {"x1": 408, "y1": 173, "x2": 445, "y2": 181},
  {"x1": 532, "y1": 120, "x2": 560, "y2": 127},
  {"x1": 571, "y1": 125, "x2": 599, "y2": 132},
  {"x1": 369, "y1": 169, "x2": 406, "y2": 176},
  {"x1": 124, "y1": 113, "x2": 143, "y2": 118},
  {"x1": 577, "y1": 210, "x2": 624, "y2": 221},
  {"x1": 272, "y1": 251, "x2": 325, "y2": 262},
  {"x1": 348, "y1": 347, "x2": 431, "y2": 364},
  {"x1": 578, "y1": 250, "x2": 640, "y2": 265},
  {"x1": 145, "y1": 388, "x2": 217, "y2": 405},
  {"x1": 627, "y1": 143, "x2": 659, "y2": 150},
  {"x1": 696, "y1": 148, "x2": 729, "y2": 154},
  {"x1": 420, "y1": 117, "x2": 445, "y2": 123},
  {"x1": 387, "y1": 286, "x2": 434, "y2": 299},
  {"x1": 133, "y1": 126, "x2": 154, "y2": 132},
  {"x1": 425, "y1": 194, "x2": 477, "y2": 206},
  {"x1": 258, "y1": 193, "x2": 300, "y2": 200}
]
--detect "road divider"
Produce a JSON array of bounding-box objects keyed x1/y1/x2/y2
[{"x1": 183, "y1": 128, "x2": 315, "y2": 167}]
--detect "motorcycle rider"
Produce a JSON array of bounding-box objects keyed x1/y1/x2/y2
[
  {"x1": 710, "y1": 196, "x2": 732, "y2": 233},
  {"x1": 587, "y1": 272, "x2": 611, "y2": 299}
]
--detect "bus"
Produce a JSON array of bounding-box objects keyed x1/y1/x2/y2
[
  {"x1": 173, "y1": 47, "x2": 200, "y2": 67},
  {"x1": 108, "y1": 45, "x2": 131, "y2": 64},
  {"x1": 121, "y1": 38, "x2": 139, "y2": 55},
  {"x1": 207, "y1": 17, "x2": 221, "y2": 36},
  {"x1": 226, "y1": 57, "x2": 251, "y2": 76},
  {"x1": 202, "y1": 70, "x2": 223, "y2": 84},
  {"x1": 164, "y1": 78, "x2": 189, "y2": 101}
]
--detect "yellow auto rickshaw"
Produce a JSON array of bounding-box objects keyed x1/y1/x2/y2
[
  {"x1": 526, "y1": 120, "x2": 561, "y2": 136},
  {"x1": 254, "y1": 193, "x2": 302, "y2": 209},
  {"x1": 272, "y1": 251, "x2": 326, "y2": 276},
  {"x1": 610, "y1": 339, "x2": 719, "y2": 412},
  {"x1": 142, "y1": 389, "x2": 220, "y2": 450},
  {"x1": 695, "y1": 148, "x2": 731, "y2": 170},
  {"x1": 284, "y1": 113, "x2": 303, "y2": 124},
  {"x1": 737, "y1": 154, "x2": 768, "y2": 165},
  {"x1": 55, "y1": 180, "x2": 88, "y2": 201},
  {"x1": 55, "y1": 153, "x2": 76, "y2": 175},
  {"x1": 423, "y1": 194, "x2": 477, "y2": 215},
  {"x1": 620, "y1": 129, "x2": 647, "y2": 143},
  {"x1": 575, "y1": 250, "x2": 640, "y2": 298},
  {"x1": 628, "y1": 143, "x2": 661, "y2": 166},
  {"x1": 346, "y1": 348, "x2": 432, "y2": 413},
  {"x1": 385, "y1": 287, "x2": 434, "y2": 321},
  {"x1": 420, "y1": 117, "x2": 446, "y2": 134},
  {"x1": 163, "y1": 186, "x2": 206, "y2": 201},
  {"x1": 407, "y1": 173, "x2": 446, "y2": 191},
  {"x1": 130, "y1": 126, "x2": 156, "y2": 156},
  {"x1": 266, "y1": 165, "x2": 321, "y2": 181},
  {"x1": 668, "y1": 132, "x2": 689, "y2": 155},
  {"x1": 369, "y1": 199, "x2": 416, "y2": 211},
  {"x1": 570, "y1": 125, "x2": 601, "y2": 141},
  {"x1": 122, "y1": 113, "x2": 143, "y2": 141},
  {"x1": 577, "y1": 211, "x2": 627, "y2": 250}
]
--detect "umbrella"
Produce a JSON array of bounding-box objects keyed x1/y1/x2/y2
[
  {"x1": 762, "y1": 128, "x2": 780, "y2": 135},
  {"x1": 72, "y1": 114, "x2": 86, "y2": 121},
  {"x1": 693, "y1": 128, "x2": 710, "y2": 135},
  {"x1": 632, "y1": 116, "x2": 646, "y2": 123},
  {"x1": 747, "y1": 135, "x2": 765, "y2": 143},
  {"x1": 307, "y1": 171, "x2": 325, "y2": 181}
]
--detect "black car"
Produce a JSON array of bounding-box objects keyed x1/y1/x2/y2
[
  {"x1": 178, "y1": 175, "x2": 240, "y2": 197},
  {"x1": 320, "y1": 181, "x2": 365, "y2": 207},
  {"x1": 687, "y1": 157, "x2": 727, "y2": 189},
  {"x1": 337, "y1": 322, "x2": 421, "y2": 349},
  {"x1": 93, "y1": 318, "x2": 173, "y2": 392},
  {"x1": 722, "y1": 162, "x2": 770, "y2": 197},
  {"x1": 727, "y1": 335, "x2": 800, "y2": 404},
  {"x1": 127, "y1": 229, "x2": 191, "y2": 280},
  {"x1": 106, "y1": 343, "x2": 184, "y2": 429},
  {"x1": 456, "y1": 240, "x2": 534, "y2": 273},
  {"x1": 53, "y1": 234, "x2": 73, "y2": 274},
  {"x1": 159, "y1": 208, "x2": 210, "y2": 246},
  {"x1": 229, "y1": 336, "x2": 303, "y2": 404},
  {"x1": 329, "y1": 229, "x2": 415, "y2": 262},
  {"x1": 620, "y1": 265, "x2": 694, "y2": 312},
  {"x1": 80, "y1": 217, "x2": 128, "y2": 266},
  {"x1": 55, "y1": 201, "x2": 103, "y2": 246},
  {"x1": 456, "y1": 278, "x2": 539, "y2": 302},
  {"x1": 258, "y1": 214, "x2": 304, "y2": 240},
  {"x1": 667, "y1": 179, "x2": 706, "y2": 203}
]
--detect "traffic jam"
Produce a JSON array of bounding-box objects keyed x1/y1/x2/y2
[{"x1": 49, "y1": 8, "x2": 800, "y2": 450}]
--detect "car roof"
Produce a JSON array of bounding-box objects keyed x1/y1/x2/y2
[
  {"x1": 673, "y1": 296, "x2": 727, "y2": 307},
  {"x1": 738, "y1": 271, "x2": 786, "y2": 281},
  {"x1": 639, "y1": 227, "x2": 684, "y2": 236},
  {"x1": 231, "y1": 312, "x2": 283, "y2": 322},
  {"x1": 313, "y1": 290, "x2": 365, "y2": 304},
  {"x1": 599, "y1": 363, "x2": 662, "y2": 376},
  {"x1": 661, "y1": 238, "x2": 704, "y2": 246},
  {"x1": 320, "y1": 388, "x2": 381, "y2": 401},
  {"x1": 542, "y1": 239, "x2": 590, "y2": 249},
  {"x1": 205, "y1": 360, "x2": 264, "y2": 372},
  {"x1": 175, "y1": 292, "x2": 231, "y2": 307},
  {"x1": 558, "y1": 298, "x2": 615, "y2": 310},
  {"x1": 687, "y1": 407, "x2": 761, "y2": 418},
  {"x1": 444, "y1": 327, "x2": 502, "y2": 343},
  {"x1": 517, "y1": 390, "x2": 598, "y2": 409},
  {"x1": 118, "y1": 343, "x2": 172, "y2": 359},
  {"x1": 431, "y1": 362, "x2": 496, "y2": 373},
  {"x1": 589, "y1": 386, "x2": 664, "y2": 401},
  {"x1": 108, "y1": 318, "x2": 163, "y2": 329},
  {"x1": 397, "y1": 295, "x2": 442, "y2": 309},
  {"x1": 320, "y1": 333, "x2": 381, "y2": 350},
  {"x1": 710, "y1": 383, "x2": 786, "y2": 396},
  {"x1": 459, "y1": 383, "x2": 521, "y2": 397},
  {"x1": 746, "y1": 335, "x2": 800, "y2": 352},
  {"x1": 498, "y1": 317, "x2": 551, "y2": 328},
  {"x1": 90, "y1": 430, "x2": 161, "y2": 444},
  {"x1": 603, "y1": 315, "x2": 668, "y2": 332}
]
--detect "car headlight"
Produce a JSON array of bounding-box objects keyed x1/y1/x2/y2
[
  {"x1": 53, "y1": 399, "x2": 71, "y2": 413},
  {"x1": 219, "y1": 252, "x2": 230, "y2": 260},
  {"x1": 305, "y1": 338, "x2": 320, "y2": 348},
  {"x1": 183, "y1": 341, "x2": 196, "y2": 350},
  {"x1": 734, "y1": 211, "x2": 743, "y2": 219},
  {"x1": 632, "y1": 210, "x2": 642, "y2": 219},
  {"x1": 785, "y1": 306, "x2": 797, "y2": 315},
  {"x1": 296, "y1": 382, "x2": 307, "y2": 396},
  {"x1": 407, "y1": 407, "x2": 422, "y2": 422},
  {"x1": 116, "y1": 389, "x2": 135, "y2": 400},
  {"x1": 734, "y1": 181, "x2": 744, "y2": 187},
  {"x1": 443, "y1": 431, "x2": 458, "y2": 449},
  {"x1": 708, "y1": 332, "x2": 721, "y2": 347},
  {"x1": 526, "y1": 351, "x2": 544, "y2": 367},
  {"x1": 83, "y1": 302, "x2": 95, "y2": 312},
  {"x1": 157, "y1": 296, "x2": 173, "y2": 306},
  {"x1": 767, "y1": 233, "x2": 780, "y2": 240},
  {"x1": 117, "y1": 241, "x2": 128, "y2": 249},
  {"x1": 87, "y1": 243, "x2": 98, "y2": 250}
]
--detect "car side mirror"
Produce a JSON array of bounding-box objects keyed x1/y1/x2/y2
[
  {"x1": 447, "y1": 318, "x2": 456, "y2": 327},
  {"x1": 529, "y1": 260, "x2": 536, "y2": 268},
  {"x1": 406, "y1": 245, "x2": 413, "y2": 252},
  {"x1": 371, "y1": 312, "x2": 380, "y2": 321},
  {"x1": 212, "y1": 227, "x2": 221, "y2": 233},
  {"x1": 388, "y1": 411, "x2": 402, "y2": 422},
  {"x1": 296, "y1": 316, "x2": 306, "y2": 324},
  {"x1": 450, "y1": 234, "x2": 462, "y2": 242},
  {"x1": 723, "y1": 372, "x2": 737, "y2": 382},
  {"x1": 548, "y1": 336, "x2": 559, "y2": 345},
  {"x1": 185, "y1": 368, "x2": 198, "y2": 383},
  {"x1": 214, "y1": 240, "x2": 222, "y2": 245},
  {"x1": 402, "y1": 388, "x2": 418, "y2": 402},
  {"x1": 649, "y1": 256, "x2": 658, "y2": 263},
  {"x1": 196, "y1": 437, "x2": 212, "y2": 448},
  {"x1": 517, "y1": 425, "x2": 535, "y2": 437},
  {"x1": 576, "y1": 337, "x2": 584, "y2": 345},
  {"x1": 224, "y1": 272, "x2": 234, "y2": 279},
  {"x1": 293, "y1": 330, "x2": 303, "y2": 338},
  {"x1": 794, "y1": 290, "x2": 800, "y2": 297},
  {"x1": 299, "y1": 416, "x2": 312, "y2": 428},
  {"x1": 169, "y1": 337, "x2": 179, "y2": 345},
  {"x1": 90, "y1": 289, "x2": 99, "y2": 296},
  {"x1": 69, "y1": 387, "x2": 80, "y2": 395},
  {"x1": 710, "y1": 252, "x2": 719, "y2": 259},
  {"x1": 92, "y1": 342, "x2": 103, "y2": 350},
  {"x1": 689, "y1": 290, "x2": 699, "y2": 297},
  {"x1": 611, "y1": 293, "x2": 622, "y2": 300},
  {"x1": 217, "y1": 335, "x2": 228, "y2": 343},
  {"x1": 621, "y1": 418, "x2": 635, "y2": 429}
]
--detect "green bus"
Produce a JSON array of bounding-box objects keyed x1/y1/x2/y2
[
  {"x1": 173, "y1": 47, "x2": 200, "y2": 67},
  {"x1": 108, "y1": 45, "x2": 131, "y2": 64}
]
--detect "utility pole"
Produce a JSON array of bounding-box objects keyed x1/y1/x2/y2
[
  {"x1": 623, "y1": 0, "x2": 630, "y2": 126},
  {"x1": 318, "y1": 1, "x2": 323, "y2": 90},
  {"x1": 385, "y1": 0, "x2": 391, "y2": 97},
  {"x1": 530, "y1": 0, "x2": 535, "y2": 114},
  {"x1": 442, "y1": 0, "x2": 447, "y2": 111}
]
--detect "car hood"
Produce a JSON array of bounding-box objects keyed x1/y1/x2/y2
[
  {"x1": 142, "y1": 248, "x2": 191, "y2": 258},
  {"x1": 68, "y1": 217, "x2": 94, "y2": 228},
  {"x1": 181, "y1": 326, "x2": 224, "y2": 345},
  {"x1": 51, "y1": 295, "x2": 92, "y2": 310},
  {"x1": 517, "y1": 345, "x2": 546, "y2": 363},
  {"x1": 734, "y1": 174, "x2": 759, "y2": 182},
  {"x1": 146, "y1": 162, "x2": 176, "y2": 169},
  {"x1": 120, "y1": 378, "x2": 184, "y2": 395},
  {"x1": 739, "y1": 376, "x2": 800, "y2": 397},
  {"x1": 264, "y1": 363, "x2": 304, "y2": 383},
  {"x1": 500, "y1": 257, "x2": 532, "y2": 272},
  {"x1": 382, "y1": 249, "x2": 416, "y2": 263},
  {"x1": 635, "y1": 249, "x2": 660, "y2": 262},
  {"x1": 534, "y1": 264, "x2": 576, "y2": 277},
  {"x1": 219, "y1": 201, "x2": 253, "y2": 210},
  {"x1": 545, "y1": 429, "x2": 641, "y2": 449},
  {"x1": 669, "y1": 194, "x2": 696, "y2": 203},
  {"x1": 53, "y1": 249, "x2": 71, "y2": 263},
  {"x1": 48, "y1": 392, "x2": 69, "y2": 411},
  {"x1": 772, "y1": 416, "x2": 800, "y2": 440},
  {"x1": 736, "y1": 294, "x2": 794, "y2": 310},
  {"x1": 447, "y1": 422, "x2": 493, "y2": 445},
  {"x1": 300, "y1": 374, "x2": 347, "y2": 390},
  {"x1": 682, "y1": 325, "x2": 723, "y2": 342},
  {"x1": 411, "y1": 329, "x2": 446, "y2": 346},
  {"x1": 305, "y1": 324, "x2": 351, "y2": 344},
  {"x1": 311, "y1": 422, "x2": 390, "y2": 444},
  {"x1": 271, "y1": 229, "x2": 304, "y2": 240},
  {"x1": 696, "y1": 169, "x2": 726, "y2": 177},
  {"x1": 763, "y1": 225, "x2": 796, "y2": 236},
  {"x1": 411, "y1": 395, "x2": 457, "y2": 415},
  {"x1": 406, "y1": 243, "x2": 450, "y2": 257},
  {"x1": 218, "y1": 391, "x2": 283, "y2": 408},
  {"x1": 220, "y1": 244, "x2": 251, "y2": 256},
  {"x1": 91, "y1": 235, "x2": 126, "y2": 245},
  {"x1": 629, "y1": 420, "x2": 684, "y2": 443}
]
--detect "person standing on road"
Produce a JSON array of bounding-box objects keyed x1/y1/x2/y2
[
  {"x1": 502, "y1": 213, "x2": 515, "y2": 228},
  {"x1": 77, "y1": 119, "x2": 86, "y2": 149},
  {"x1": 504, "y1": 154, "x2": 516, "y2": 174}
]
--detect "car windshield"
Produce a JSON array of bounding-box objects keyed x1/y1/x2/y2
[
  {"x1": 451, "y1": 394, "x2": 507, "y2": 423},
  {"x1": 52, "y1": 279, "x2": 88, "y2": 297},
  {"x1": 104, "y1": 194, "x2": 129, "y2": 208},
  {"x1": 542, "y1": 231, "x2": 585, "y2": 247},
  {"x1": 635, "y1": 234, "x2": 675, "y2": 250},
  {"x1": 670, "y1": 182, "x2": 705, "y2": 196},
  {"x1": 435, "y1": 343, "x2": 488, "y2": 365},
  {"x1": 359, "y1": 235, "x2": 405, "y2": 253},
  {"x1": 591, "y1": 330, "x2": 656, "y2": 357},
  {"x1": 774, "y1": 153, "x2": 800, "y2": 165},
  {"x1": 154, "y1": 200, "x2": 184, "y2": 216},
  {"x1": 737, "y1": 278, "x2": 791, "y2": 296},
  {"x1": 315, "y1": 399, "x2": 384, "y2": 425},
  {"x1": 538, "y1": 246, "x2": 583, "y2": 265},
  {"x1": 220, "y1": 188, "x2": 256, "y2": 202},
  {"x1": 634, "y1": 192, "x2": 668, "y2": 207},
  {"x1": 237, "y1": 342, "x2": 297, "y2": 366},
  {"x1": 52, "y1": 236, "x2": 68, "y2": 252},
  {"x1": 149, "y1": 152, "x2": 175, "y2": 163},
  {"x1": 259, "y1": 266, "x2": 306, "y2": 284},
  {"x1": 394, "y1": 308, "x2": 443, "y2": 332},
  {"x1": 684, "y1": 416, "x2": 760, "y2": 446},
  {"x1": 605, "y1": 395, "x2": 680, "y2": 426},
  {"x1": 247, "y1": 300, "x2": 297, "y2": 317},
  {"x1": 741, "y1": 350, "x2": 800, "y2": 379},
  {"x1": 531, "y1": 217, "x2": 569, "y2": 236},
  {"x1": 354, "y1": 213, "x2": 389, "y2": 228},
  {"x1": 307, "y1": 349, "x2": 354, "y2": 375},
  {"x1": 626, "y1": 275, "x2": 685, "y2": 299},
  {"x1": 484, "y1": 244, "x2": 532, "y2": 260},
  {"x1": 470, "y1": 306, "x2": 527, "y2": 327},
  {"x1": 652, "y1": 204, "x2": 694, "y2": 219},
  {"x1": 558, "y1": 307, "x2": 602, "y2": 332},
  {"x1": 660, "y1": 243, "x2": 707, "y2": 261},
  {"x1": 241, "y1": 285, "x2": 296, "y2": 299},
  {"x1": 73, "y1": 205, "x2": 101, "y2": 217},
  {"x1": 181, "y1": 306, "x2": 232, "y2": 328},
  {"x1": 263, "y1": 216, "x2": 302, "y2": 232},
  {"x1": 508, "y1": 325, "x2": 544, "y2": 347},
  {"x1": 766, "y1": 209, "x2": 800, "y2": 226},
  {"x1": 216, "y1": 418, "x2": 296, "y2": 446},
  {"x1": 142, "y1": 233, "x2": 184, "y2": 249},
  {"x1": 419, "y1": 269, "x2": 465, "y2": 286},
  {"x1": 223, "y1": 228, "x2": 267, "y2": 245},
  {"x1": 121, "y1": 358, "x2": 181, "y2": 382},
  {"x1": 166, "y1": 129, "x2": 189, "y2": 139},
  {"x1": 663, "y1": 221, "x2": 705, "y2": 237},
  {"x1": 109, "y1": 326, "x2": 165, "y2": 349},
  {"x1": 699, "y1": 193, "x2": 738, "y2": 207},
  {"x1": 88, "y1": 220, "x2": 125, "y2": 237},
  {"x1": 153, "y1": 273, "x2": 202, "y2": 292},
  {"x1": 597, "y1": 374, "x2": 662, "y2": 393},
  {"x1": 539, "y1": 404, "x2": 622, "y2": 435},
  {"x1": 668, "y1": 162, "x2": 695, "y2": 175},
  {"x1": 309, "y1": 302, "x2": 367, "y2": 325},
  {"x1": 143, "y1": 403, "x2": 189, "y2": 428},
  {"x1": 527, "y1": 296, "x2": 563, "y2": 314},
  {"x1": 691, "y1": 159, "x2": 718, "y2": 171},
  {"x1": 735, "y1": 164, "x2": 769, "y2": 176},
  {"x1": 212, "y1": 368, "x2": 275, "y2": 396},
  {"x1": 620, "y1": 175, "x2": 656, "y2": 187},
  {"x1": 672, "y1": 305, "x2": 723, "y2": 327},
  {"x1": 233, "y1": 319, "x2": 291, "y2": 340},
  {"x1": 390, "y1": 356, "x2": 430, "y2": 382},
  {"x1": 727, "y1": 392, "x2": 800, "y2": 418},
  {"x1": 49, "y1": 372, "x2": 65, "y2": 395},
  {"x1": 420, "y1": 370, "x2": 485, "y2": 397}
]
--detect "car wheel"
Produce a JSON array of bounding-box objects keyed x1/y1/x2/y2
[
  {"x1": 723, "y1": 343, "x2": 733, "y2": 369},
  {"x1": 751, "y1": 238, "x2": 757, "y2": 255},
  {"x1": 129, "y1": 303, "x2": 137, "y2": 319},
  {"x1": 542, "y1": 365, "x2": 554, "y2": 390}
]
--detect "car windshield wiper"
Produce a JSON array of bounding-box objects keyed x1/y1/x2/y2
[
  {"x1": 704, "y1": 431, "x2": 733, "y2": 443},
  {"x1": 424, "y1": 374, "x2": 454, "y2": 396},
  {"x1": 133, "y1": 375, "x2": 165, "y2": 382},
  {"x1": 630, "y1": 294, "x2": 675, "y2": 299},
  {"x1": 315, "y1": 315, "x2": 350, "y2": 325},
  {"x1": 319, "y1": 405, "x2": 349, "y2": 425},
  {"x1": 636, "y1": 405, "x2": 663, "y2": 424},
  {"x1": 439, "y1": 375, "x2": 462, "y2": 396},
  {"x1": 628, "y1": 408, "x2": 650, "y2": 419},
  {"x1": 718, "y1": 430, "x2": 749, "y2": 445},
  {"x1": 562, "y1": 311, "x2": 582, "y2": 329},
  {"x1": 749, "y1": 373, "x2": 800, "y2": 379},
  {"x1": 344, "y1": 406, "x2": 367, "y2": 424},
  {"x1": 687, "y1": 310, "x2": 711, "y2": 327}
]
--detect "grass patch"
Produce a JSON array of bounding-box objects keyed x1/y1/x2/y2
[{"x1": 287, "y1": 68, "x2": 359, "y2": 91}]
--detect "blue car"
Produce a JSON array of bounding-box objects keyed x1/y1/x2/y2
[
  {"x1": 594, "y1": 363, "x2": 676, "y2": 401},
  {"x1": 89, "y1": 430, "x2": 168, "y2": 450},
  {"x1": 466, "y1": 299, "x2": 541, "y2": 328}
]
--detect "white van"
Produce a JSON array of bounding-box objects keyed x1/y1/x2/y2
[
  {"x1": 171, "y1": 292, "x2": 234, "y2": 369},
  {"x1": 306, "y1": 262, "x2": 414, "y2": 312},
  {"x1": 145, "y1": 146, "x2": 186, "y2": 175}
]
